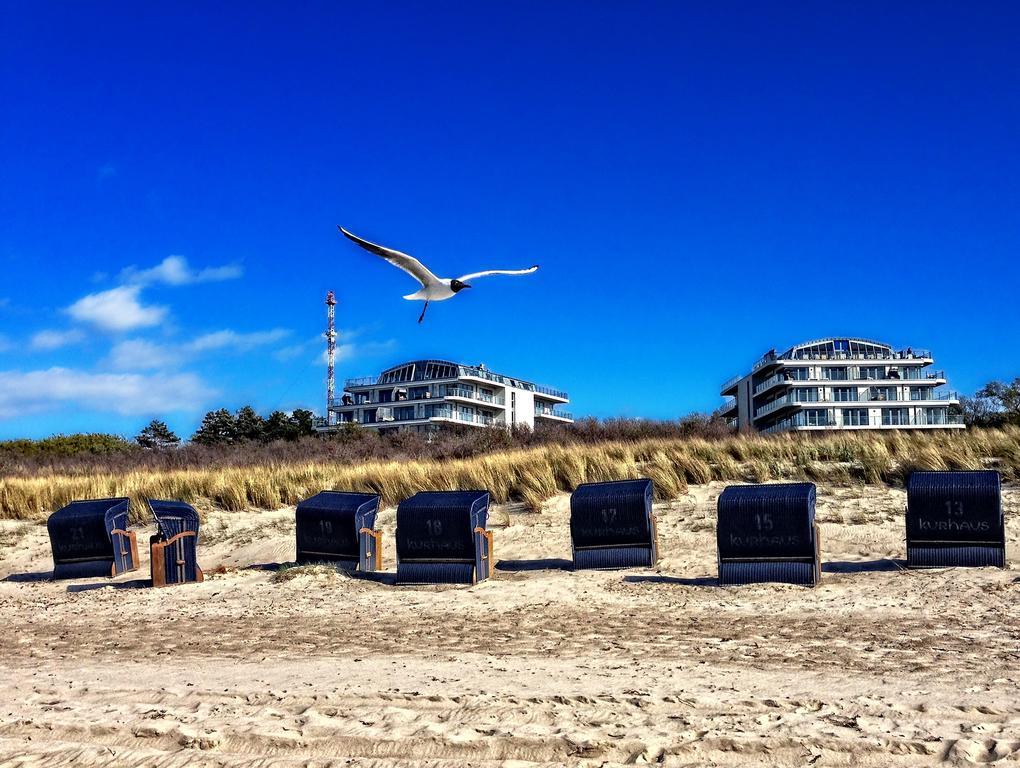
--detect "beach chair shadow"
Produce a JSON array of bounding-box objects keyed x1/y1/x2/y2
[
  {"x1": 256, "y1": 561, "x2": 399, "y2": 585},
  {"x1": 623, "y1": 575, "x2": 717, "y2": 587},
  {"x1": 496, "y1": 558, "x2": 573, "y2": 572},
  {"x1": 822, "y1": 559, "x2": 906, "y2": 574},
  {"x1": 3, "y1": 571, "x2": 54, "y2": 583},
  {"x1": 66, "y1": 578, "x2": 151, "y2": 593}
]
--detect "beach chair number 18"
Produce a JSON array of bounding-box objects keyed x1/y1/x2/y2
[
  {"x1": 944, "y1": 500, "x2": 964, "y2": 517},
  {"x1": 426, "y1": 519, "x2": 443, "y2": 536},
  {"x1": 754, "y1": 513, "x2": 774, "y2": 532}
]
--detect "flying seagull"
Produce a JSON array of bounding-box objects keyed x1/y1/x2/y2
[{"x1": 338, "y1": 226, "x2": 539, "y2": 323}]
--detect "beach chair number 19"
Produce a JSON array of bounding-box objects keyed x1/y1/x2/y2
[{"x1": 319, "y1": 520, "x2": 333, "y2": 535}]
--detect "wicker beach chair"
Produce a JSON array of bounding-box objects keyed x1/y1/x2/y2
[
  {"x1": 395, "y1": 490, "x2": 492, "y2": 585},
  {"x1": 149, "y1": 499, "x2": 204, "y2": 587},
  {"x1": 906, "y1": 470, "x2": 1005, "y2": 568},
  {"x1": 570, "y1": 479, "x2": 659, "y2": 570},
  {"x1": 47, "y1": 497, "x2": 139, "y2": 579},
  {"x1": 717, "y1": 482, "x2": 821, "y2": 586},
  {"x1": 295, "y1": 491, "x2": 383, "y2": 571}
]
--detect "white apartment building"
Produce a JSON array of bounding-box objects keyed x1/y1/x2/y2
[
  {"x1": 720, "y1": 338, "x2": 963, "y2": 433},
  {"x1": 322, "y1": 359, "x2": 573, "y2": 434}
]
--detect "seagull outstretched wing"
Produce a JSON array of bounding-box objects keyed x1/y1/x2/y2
[
  {"x1": 456, "y1": 265, "x2": 539, "y2": 282},
  {"x1": 338, "y1": 226, "x2": 441, "y2": 289}
]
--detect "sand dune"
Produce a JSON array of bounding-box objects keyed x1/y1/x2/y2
[{"x1": 0, "y1": 483, "x2": 1018, "y2": 766}]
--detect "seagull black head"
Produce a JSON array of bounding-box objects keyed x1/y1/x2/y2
[{"x1": 450, "y1": 279, "x2": 471, "y2": 292}]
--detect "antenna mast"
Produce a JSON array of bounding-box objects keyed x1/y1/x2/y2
[{"x1": 325, "y1": 291, "x2": 337, "y2": 426}]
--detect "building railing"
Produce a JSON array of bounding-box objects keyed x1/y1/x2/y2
[
  {"x1": 755, "y1": 349, "x2": 932, "y2": 371},
  {"x1": 535, "y1": 407, "x2": 573, "y2": 420},
  {"x1": 333, "y1": 389, "x2": 509, "y2": 408},
  {"x1": 535, "y1": 384, "x2": 569, "y2": 399},
  {"x1": 762, "y1": 409, "x2": 964, "y2": 433},
  {"x1": 721, "y1": 374, "x2": 741, "y2": 392},
  {"x1": 344, "y1": 376, "x2": 380, "y2": 388},
  {"x1": 446, "y1": 387, "x2": 504, "y2": 405},
  {"x1": 757, "y1": 389, "x2": 959, "y2": 416},
  {"x1": 755, "y1": 395, "x2": 796, "y2": 418}
]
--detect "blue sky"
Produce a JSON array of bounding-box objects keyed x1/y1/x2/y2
[{"x1": 1, "y1": 3, "x2": 1018, "y2": 439}]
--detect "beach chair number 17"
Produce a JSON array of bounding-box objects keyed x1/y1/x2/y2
[
  {"x1": 944, "y1": 500, "x2": 964, "y2": 517},
  {"x1": 601, "y1": 508, "x2": 617, "y2": 524},
  {"x1": 755, "y1": 513, "x2": 774, "y2": 532}
]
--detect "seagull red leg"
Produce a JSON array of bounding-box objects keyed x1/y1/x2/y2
[{"x1": 418, "y1": 300, "x2": 429, "y2": 324}]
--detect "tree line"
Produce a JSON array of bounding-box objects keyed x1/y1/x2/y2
[
  {"x1": 957, "y1": 378, "x2": 1020, "y2": 427},
  {"x1": 135, "y1": 407, "x2": 316, "y2": 449}
]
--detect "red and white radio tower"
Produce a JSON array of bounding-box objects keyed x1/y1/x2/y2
[{"x1": 325, "y1": 291, "x2": 337, "y2": 426}]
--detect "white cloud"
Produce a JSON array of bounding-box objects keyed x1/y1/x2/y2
[
  {"x1": 331, "y1": 338, "x2": 398, "y2": 364},
  {"x1": 106, "y1": 339, "x2": 183, "y2": 371},
  {"x1": 67, "y1": 285, "x2": 167, "y2": 332},
  {"x1": 121, "y1": 256, "x2": 242, "y2": 286},
  {"x1": 186, "y1": 328, "x2": 289, "y2": 353},
  {"x1": 0, "y1": 367, "x2": 215, "y2": 419},
  {"x1": 30, "y1": 329, "x2": 86, "y2": 351},
  {"x1": 106, "y1": 329, "x2": 291, "y2": 371}
]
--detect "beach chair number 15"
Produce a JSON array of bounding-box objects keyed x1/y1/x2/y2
[{"x1": 755, "y1": 513, "x2": 774, "y2": 532}]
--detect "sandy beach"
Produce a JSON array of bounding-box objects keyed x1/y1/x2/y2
[{"x1": 1, "y1": 483, "x2": 1018, "y2": 767}]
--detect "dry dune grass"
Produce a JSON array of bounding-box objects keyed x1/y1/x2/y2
[{"x1": 1, "y1": 427, "x2": 1017, "y2": 521}]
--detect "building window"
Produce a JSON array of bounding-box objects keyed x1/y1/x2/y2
[
  {"x1": 881, "y1": 407, "x2": 910, "y2": 426},
  {"x1": 910, "y1": 387, "x2": 933, "y2": 401},
  {"x1": 804, "y1": 409, "x2": 828, "y2": 426},
  {"x1": 923, "y1": 407, "x2": 947, "y2": 425},
  {"x1": 842, "y1": 408, "x2": 869, "y2": 426},
  {"x1": 823, "y1": 367, "x2": 848, "y2": 381},
  {"x1": 869, "y1": 386, "x2": 896, "y2": 402},
  {"x1": 793, "y1": 388, "x2": 819, "y2": 402},
  {"x1": 394, "y1": 406, "x2": 415, "y2": 421},
  {"x1": 783, "y1": 367, "x2": 810, "y2": 381},
  {"x1": 860, "y1": 366, "x2": 885, "y2": 380},
  {"x1": 832, "y1": 387, "x2": 858, "y2": 402}
]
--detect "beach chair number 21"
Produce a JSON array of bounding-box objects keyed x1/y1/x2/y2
[
  {"x1": 754, "y1": 513, "x2": 774, "y2": 532},
  {"x1": 426, "y1": 519, "x2": 443, "y2": 536}
]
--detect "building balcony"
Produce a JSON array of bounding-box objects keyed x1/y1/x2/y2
[
  {"x1": 535, "y1": 407, "x2": 573, "y2": 421},
  {"x1": 446, "y1": 388, "x2": 506, "y2": 406},
  {"x1": 761, "y1": 409, "x2": 964, "y2": 433},
  {"x1": 754, "y1": 349, "x2": 932, "y2": 371},
  {"x1": 720, "y1": 374, "x2": 741, "y2": 395},
  {"x1": 756, "y1": 390, "x2": 959, "y2": 417},
  {"x1": 535, "y1": 384, "x2": 569, "y2": 401}
]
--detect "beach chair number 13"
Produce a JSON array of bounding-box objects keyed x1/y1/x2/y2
[{"x1": 945, "y1": 500, "x2": 964, "y2": 517}]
